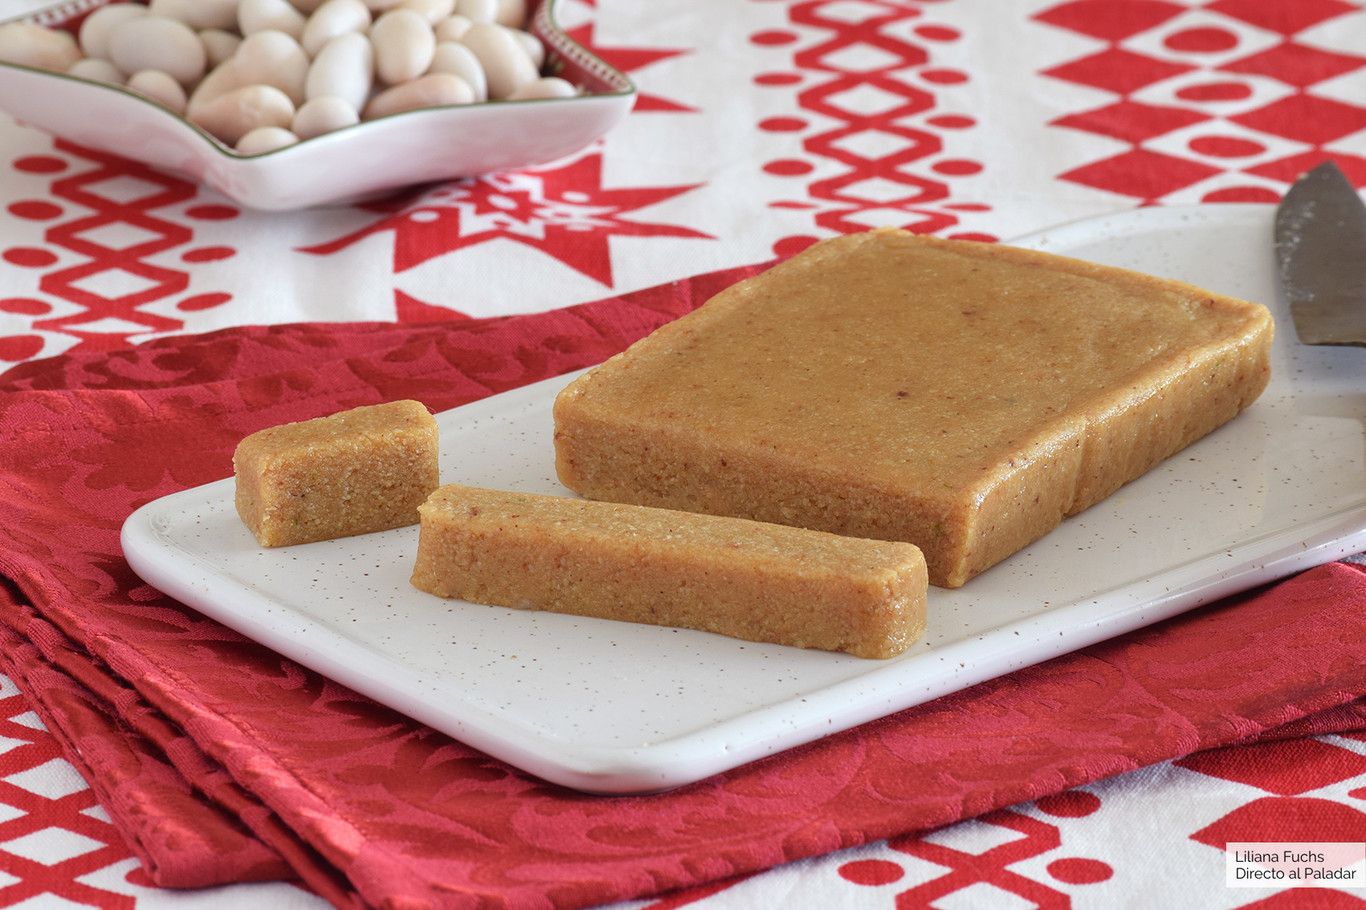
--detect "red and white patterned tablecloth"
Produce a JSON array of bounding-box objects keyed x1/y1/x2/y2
[{"x1": 1, "y1": 1, "x2": 1365, "y2": 908}]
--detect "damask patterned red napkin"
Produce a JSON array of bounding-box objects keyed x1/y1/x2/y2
[{"x1": 0, "y1": 264, "x2": 1364, "y2": 910}]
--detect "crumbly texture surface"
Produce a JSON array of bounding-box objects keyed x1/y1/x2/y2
[
  {"x1": 234, "y1": 399, "x2": 439, "y2": 547},
  {"x1": 553, "y1": 228, "x2": 1274, "y2": 588},
  {"x1": 410, "y1": 484, "x2": 928, "y2": 659}
]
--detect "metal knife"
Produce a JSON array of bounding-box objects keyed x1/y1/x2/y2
[{"x1": 1274, "y1": 160, "x2": 1366, "y2": 346}]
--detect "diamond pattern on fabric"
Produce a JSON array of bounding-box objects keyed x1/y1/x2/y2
[
  {"x1": 1034, "y1": 0, "x2": 1188, "y2": 42},
  {"x1": 1036, "y1": 0, "x2": 1366, "y2": 203}
]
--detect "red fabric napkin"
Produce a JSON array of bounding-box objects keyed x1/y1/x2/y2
[{"x1": 1, "y1": 264, "x2": 1365, "y2": 910}]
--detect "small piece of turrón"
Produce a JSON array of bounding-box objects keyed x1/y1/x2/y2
[{"x1": 234, "y1": 400, "x2": 439, "y2": 547}]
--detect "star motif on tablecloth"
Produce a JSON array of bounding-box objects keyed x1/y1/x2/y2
[
  {"x1": 562, "y1": 22, "x2": 696, "y2": 112},
  {"x1": 302, "y1": 152, "x2": 711, "y2": 287}
]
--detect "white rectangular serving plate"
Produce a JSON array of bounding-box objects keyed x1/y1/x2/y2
[{"x1": 122, "y1": 204, "x2": 1366, "y2": 793}]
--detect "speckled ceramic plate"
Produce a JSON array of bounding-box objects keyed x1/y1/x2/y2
[
  {"x1": 122, "y1": 204, "x2": 1366, "y2": 793},
  {"x1": 0, "y1": 0, "x2": 635, "y2": 210}
]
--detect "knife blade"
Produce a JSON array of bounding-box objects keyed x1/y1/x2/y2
[{"x1": 1274, "y1": 160, "x2": 1366, "y2": 346}]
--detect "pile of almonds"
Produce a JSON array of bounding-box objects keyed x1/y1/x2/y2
[{"x1": 0, "y1": 0, "x2": 575, "y2": 154}]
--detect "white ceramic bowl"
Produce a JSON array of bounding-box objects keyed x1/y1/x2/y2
[{"x1": 0, "y1": 0, "x2": 636, "y2": 210}]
